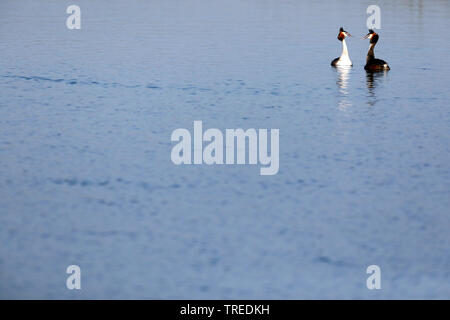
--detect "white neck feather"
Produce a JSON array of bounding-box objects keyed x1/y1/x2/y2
[
  {"x1": 341, "y1": 39, "x2": 349, "y2": 57},
  {"x1": 336, "y1": 39, "x2": 352, "y2": 66}
]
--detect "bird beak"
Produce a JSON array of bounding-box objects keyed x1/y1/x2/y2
[{"x1": 363, "y1": 34, "x2": 370, "y2": 39}]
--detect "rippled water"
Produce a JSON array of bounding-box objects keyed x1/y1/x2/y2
[{"x1": 1, "y1": 0, "x2": 449, "y2": 299}]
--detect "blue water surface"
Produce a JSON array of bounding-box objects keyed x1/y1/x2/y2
[{"x1": 0, "y1": 0, "x2": 449, "y2": 298}]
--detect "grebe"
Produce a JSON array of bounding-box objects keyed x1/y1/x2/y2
[
  {"x1": 363, "y1": 29, "x2": 390, "y2": 72},
  {"x1": 331, "y1": 27, "x2": 352, "y2": 67}
]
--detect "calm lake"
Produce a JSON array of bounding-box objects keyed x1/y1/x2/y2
[{"x1": 0, "y1": 0, "x2": 449, "y2": 298}]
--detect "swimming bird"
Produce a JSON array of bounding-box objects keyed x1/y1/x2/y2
[
  {"x1": 331, "y1": 27, "x2": 352, "y2": 67},
  {"x1": 363, "y1": 29, "x2": 390, "y2": 72}
]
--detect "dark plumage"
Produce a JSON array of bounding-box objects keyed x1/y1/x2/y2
[
  {"x1": 331, "y1": 57, "x2": 340, "y2": 66},
  {"x1": 364, "y1": 29, "x2": 390, "y2": 71}
]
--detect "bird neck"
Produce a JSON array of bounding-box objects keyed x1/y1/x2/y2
[
  {"x1": 367, "y1": 43, "x2": 376, "y2": 63},
  {"x1": 341, "y1": 39, "x2": 349, "y2": 58}
]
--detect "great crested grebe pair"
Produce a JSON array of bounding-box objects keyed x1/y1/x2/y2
[{"x1": 331, "y1": 27, "x2": 390, "y2": 72}]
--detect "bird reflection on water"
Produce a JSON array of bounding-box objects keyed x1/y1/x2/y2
[
  {"x1": 366, "y1": 70, "x2": 388, "y2": 106},
  {"x1": 335, "y1": 66, "x2": 352, "y2": 110}
]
